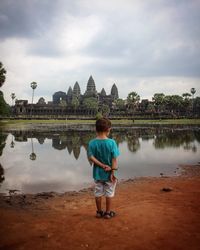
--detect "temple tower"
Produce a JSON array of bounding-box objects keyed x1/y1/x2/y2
[
  {"x1": 66, "y1": 86, "x2": 73, "y2": 104},
  {"x1": 111, "y1": 83, "x2": 119, "y2": 100},
  {"x1": 84, "y1": 75, "x2": 97, "y2": 97},
  {"x1": 73, "y1": 81, "x2": 81, "y2": 97},
  {"x1": 100, "y1": 88, "x2": 106, "y2": 96}
]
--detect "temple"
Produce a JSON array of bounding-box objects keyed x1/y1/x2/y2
[
  {"x1": 52, "y1": 75, "x2": 118, "y2": 106},
  {"x1": 14, "y1": 76, "x2": 120, "y2": 117}
]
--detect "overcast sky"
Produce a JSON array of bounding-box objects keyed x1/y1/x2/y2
[{"x1": 0, "y1": 0, "x2": 200, "y2": 104}]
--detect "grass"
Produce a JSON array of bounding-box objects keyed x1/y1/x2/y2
[
  {"x1": 0, "y1": 118, "x2": 200, "y2": 128},
  {"x1": 129, "y1": 119, "x2": 200, "y2": 125}
]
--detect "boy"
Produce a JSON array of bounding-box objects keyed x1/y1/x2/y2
[{"x1": 88, "y1": 118, "x2": 120, "y2": 219}]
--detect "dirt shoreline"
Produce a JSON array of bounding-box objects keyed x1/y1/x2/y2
[{"x1": 0, "y1": 164, "x2": 200, "y2": 250}]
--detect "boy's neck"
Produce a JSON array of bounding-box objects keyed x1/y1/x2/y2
[{"x1": 96, "y1": 132, "x2": 109, "y2": 139}]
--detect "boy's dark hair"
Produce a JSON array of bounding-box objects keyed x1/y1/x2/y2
[{"x1": 96, "y1": 118, "x2": 111, "y2": 132}]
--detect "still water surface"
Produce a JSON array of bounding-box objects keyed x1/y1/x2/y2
[{"x1": 0, "y1": 126, "x2": 199, "y2": 194}]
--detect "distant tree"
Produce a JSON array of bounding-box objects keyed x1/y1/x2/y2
[
  {"x1": 59, "y1": 99, "x2": 67, "y2": 115},
  {"x1": 30, "y1": 82, "x2": 37, "y2": 104},
  {"x1": 182, "y1": 93, "x2": 192, "y2": 115},
  {"x1": 190, "y1": 88, "x2": 196, "y2": 98},
  {"x1": 190, "y1": 88, "x2": 196, "y2": 116},
  {"x1": 164, "y1": 95, "x2": 175, "y2": 112},
  {"x1": 127, "y1": 92, "x2": 140, "y2": 112},
  {"x1": 182, "y1": 93, "x2": 191, "y2": 99},
  {"x1": 193, "y1": 97, "x2": 200, "y2": 116},
  {"x1": 152, "y1": 93, "x2": 165, "y2": 112},
  {"x1": 114, "y1": 98, "x2": 125, "y2": 110},
  {"x1": 30, "y1": 82, "x2": 37, "y2": 117},
  {"x1": 59, "y1": 99, "x2": 67, "y2": 106},
  {"x1": 71, "y1": 97, "x2": 79, "y2": 112},
  {"x1": 11, "y1": 93, "x2": 16, "y2": 106},
  {"x1": 0, "y1": 91, "x2": 10, "y2": 116},
  {"x1": 101, "y1": 104, "x2": 110, "y2": 117},
  {"x1": 96, "y1": 112, "x2": 103, "y2": 120},
  {"x1": 83, "y1": 97, "x2": 98, "y2": 114},
  {"x1": 0, "y1": 62, "x2": 6, "y2": 88},
  {"x1": 164, "y1": 95, "x2": 184, "y2": 115},
  {"x1": 146, "y1": 103, "x2": 155, "y2": 113}
]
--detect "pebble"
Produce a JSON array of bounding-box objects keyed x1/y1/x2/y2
[{"x1": 161, "y1": 187, "x2": 173, "y2": 192}]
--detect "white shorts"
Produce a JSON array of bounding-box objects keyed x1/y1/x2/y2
[{"x1": 94, "y1": 180, "x2": 117, "y2": 198}]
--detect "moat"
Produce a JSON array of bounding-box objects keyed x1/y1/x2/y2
[{"x1": 0, "y1": 125, "x2": 199, "y2": 194}]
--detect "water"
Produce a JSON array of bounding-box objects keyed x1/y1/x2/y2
[{"x1": 0, "y1": 126, "x2": 199, "y2": 194}]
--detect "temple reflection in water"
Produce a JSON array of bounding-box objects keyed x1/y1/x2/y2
[
  {"x1": 0, "y1": 127, "x2": 199, "y2": 194},
  {"x1": 2, "y1": 127, "x2": 199, "y2": 160}
]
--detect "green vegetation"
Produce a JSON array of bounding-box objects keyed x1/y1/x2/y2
[
  {"x1": 1, "y1": 118, "x2": 200, "y2": 130},
  {"x1": 0, "y1": 91, "x2": 10, "y2": 116},
  {"x1": 0, "y1": 62, "x2": 10, "y2": 116},
  {"x1": 0, "y1": 62, "x2": 6, "y2": 88}
]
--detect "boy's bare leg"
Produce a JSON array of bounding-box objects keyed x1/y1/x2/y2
[
  {"x1": 95, "y1": 197, "x2": 102, "y2": 211},
  {"x1": 106, "y1": 197, "x2": 112, "y2": 212}
]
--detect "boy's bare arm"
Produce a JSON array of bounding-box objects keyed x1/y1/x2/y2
[
  {"x1": 89, "y1": 156, "x2": 110, "y2": 171},
  {"x1": 111, "y1": 158, "x2": 118, "y2": 170},
  {"x1": 110, "y1": 158, "x2": 118, "y2": 182}
]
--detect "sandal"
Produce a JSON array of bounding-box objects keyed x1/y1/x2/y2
[
  {"x1": 104, "y1": 211, "x2": 116, "y2": 219},
  {"x1": 96, "y1": 210, "x2": 104, "y2": 218}
]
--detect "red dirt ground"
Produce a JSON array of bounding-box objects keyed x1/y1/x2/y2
[{"x1": 0, "y1": 166, "x2": 200, "y2": 250}]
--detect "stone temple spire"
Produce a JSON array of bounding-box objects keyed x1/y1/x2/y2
[
  {"x1": 67, "y1": 86, "x2": 73, "y2": 96},
  {"x1": 84, "y1": 75, "x2": 97, "y2": 97},
  {"x1": 100, "y1": 88, "x2": 106, "y2": 96},
  {"x1": 73, "y1": 81, "x2": 81, "y2": 97},
  {"x1": 111, "y1": 83, "x2": 119, "y2": 100}
]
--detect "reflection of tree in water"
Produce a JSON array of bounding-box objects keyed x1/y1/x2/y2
[
  {"x1": 37, "y1": 137, "x2": 45, "y2": 144},
  {"x1": 0, "y1": 131, "x2": 8, "y2": 156},
  {"x1": 14, "y1": 131, "x2": 28, "y2": 142},
  {"x1": 7, "y1": 128, "x2": 199, "y2": 162},
  {"x1": 30, "y1": 137, "x2": 37, "y2": 160},
  {"x1": 194, "y1": 130, "x2": 200, "y2": 143},
  {"x1": 0, "y1": 163, "x2": 5, "y2": 184},
  {"x1": 141, "y1": 128, "x2": 155, "y2": 141},
  {"x1": 126, "y1": 132, "x2": 140, "y2": 153},
  {"x1": 81, "y1": 132, "x2": 95, "y2": 151},
  {"x1": 10, "y1": 134, "x2": 15, "y2": 148},
  {"x1": 153, "y1": 130, "x2": 198, "y2": 151},
  {"x1": 111, "y1": 131, "x2": 126, "y2": 145},
  {"x1": 0, "y1": 133, "x2": 6, "y2": 185}
]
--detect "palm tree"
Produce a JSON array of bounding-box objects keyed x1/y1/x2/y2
[
  {"x1": 31, "y1": 82, "x2": 37, "y2": 104},
  {"x1": 30, "y1": 82, "x2": 37, "y2": 117},
  {"x1": 127, "y1": 91, "x2": 140, "y2": 115},
  {"x1": 190, "y1": 88, "x2": 196, "y2": 98},
  {"x1": 190, "y1": 88, "x2": 196, "y2": 116},
  {"x1": 11, "y1": 93, "x2": 16, "y2": 106}
]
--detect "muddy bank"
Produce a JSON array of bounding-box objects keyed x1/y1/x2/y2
[{"x1": 0, "y1": 164, "x2": 199, "y2": 210}]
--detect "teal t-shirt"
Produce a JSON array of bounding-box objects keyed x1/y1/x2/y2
[{"x1": 88, "y1": 138, "x2": 120, "y2": 181}]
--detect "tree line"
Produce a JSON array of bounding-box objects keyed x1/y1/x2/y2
[{"x1": 0, "y1": 61, "x2": 199, "y2": 118}]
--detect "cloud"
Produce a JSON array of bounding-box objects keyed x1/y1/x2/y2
[
  {"x1": 0, "y1": 0, "x2": 200, "y2": 104},
  {"x1": 0, "y1": 0, "x2": 59, "y2": 39}
]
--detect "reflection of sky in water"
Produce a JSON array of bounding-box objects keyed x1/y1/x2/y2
[
  {"x1": 0, "y1": 129, "x2": 199, "y2": 194},
  {"x1": 1, "y1": 135, "x2": 92, "y2": 193}
]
